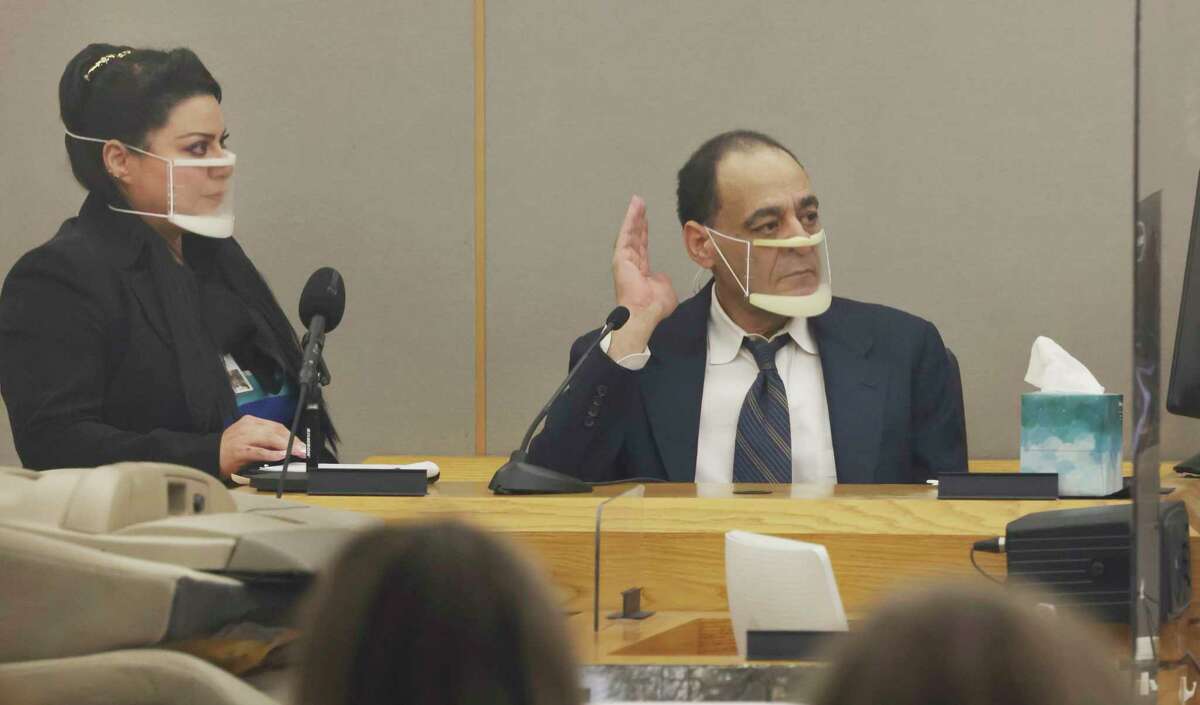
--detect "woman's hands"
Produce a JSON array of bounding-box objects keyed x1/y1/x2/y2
[{"x1": 219, "y1": 415, "x2": 307, "y2": 478}]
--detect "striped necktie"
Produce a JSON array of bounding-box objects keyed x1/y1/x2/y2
[{"x1": 733, "y1": 334, "x2": 792, "y2": 484}]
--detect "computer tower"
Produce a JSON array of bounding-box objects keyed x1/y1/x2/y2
[{"x1": 1005, "y1": 500, "x2": 1192, "y2": 622}]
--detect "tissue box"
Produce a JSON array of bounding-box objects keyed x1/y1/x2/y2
[{"x1": 1020, "y1": 393, "x2": 1123, "y2": 497}]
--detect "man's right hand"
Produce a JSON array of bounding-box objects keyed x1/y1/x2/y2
[
  {"x1": 609, "y1": 195, "x2": 678, "y2": 360},
  {"x1": 219, "y1": 415, "x2": 308, "y2": 478}
]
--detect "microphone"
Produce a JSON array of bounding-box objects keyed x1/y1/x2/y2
[
  {"x1": 489, "y1": 306, "x2": 630, "y2": 495},
  {"x1": 301, "y1": 332, "x2": 332, "y2": 386},
  {"x1": 298, "y1": 268, "x2": 346, "y2": 387},
  {"x1": 278, "y1": 268, "x2": 346, "y2": 497},
  {"x1": 607, "y1": 305, "x2": 631, "y2": 329}
]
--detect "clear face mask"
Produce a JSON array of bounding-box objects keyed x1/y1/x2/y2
[
  {"x1": 705, "y1": 226, "x2": 833, "y2": 318},
  {"x1": 66, "y1": 129, "x2": 236, "y2": 238}
]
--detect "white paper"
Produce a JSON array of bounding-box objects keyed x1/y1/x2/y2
[
  {"x1": 1024, "y1": 336, "x2": 1105, "y2": 393},
  {"x1": 724, "y1": 530, "x2": 848, "y2": 656}
]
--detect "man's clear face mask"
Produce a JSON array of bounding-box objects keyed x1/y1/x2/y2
[
  {"x1": 66, "y1": 130, "x2": 236, "y2": 238},
  {"x1": 705, "y1": 226, "x2": 833, "y2": 318}
]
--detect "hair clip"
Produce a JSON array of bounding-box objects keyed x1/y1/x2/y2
[{"x1": 84, "y1": 50, "x2": 132, "y2": 82}]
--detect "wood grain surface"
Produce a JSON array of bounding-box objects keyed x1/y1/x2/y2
[{"x1": 245, "y1": 456, "x2": 1200, "y2": 699}]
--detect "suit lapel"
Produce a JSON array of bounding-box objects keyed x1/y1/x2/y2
[
  {"x1": 126, "y1": 266, "x2": 174, "y2": 347},
  {"x1": 812, "y1": 299, "x2": 887, "y2": 483},
  {"x1": 639, "y1": 284, "x2": 711, "y2": 482},
  {"x1": 79, "y1": 195, "x2": 174, "y2": 346}
]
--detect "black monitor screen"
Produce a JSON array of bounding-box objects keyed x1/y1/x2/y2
[{"x1": 1167, "y1": 170, "x2": 1200, "y2": 418}]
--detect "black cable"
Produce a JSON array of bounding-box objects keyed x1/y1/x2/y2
[
  {"x1": 587, "y1": 476, "x2": 667, "y2": 486},
  {"x1": 275, "y1": 382, "x2": 310, "y2": 498},
  {"x1": 970, "y1": 546, "x2": 1003, "y2": 585},
  {"x1": 1176, "y1": 650, "x2": 1200, "y2": 678}
]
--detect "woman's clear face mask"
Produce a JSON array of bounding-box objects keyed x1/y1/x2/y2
[
  {"x1": 705, "y1": 226, "x2": 833, "y2": 318},
  {"x1": 65, "y1": 129, "x2": 236, "y2": 238}
]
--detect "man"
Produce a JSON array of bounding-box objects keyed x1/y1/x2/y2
[{"x1": 528, "y1": 130, "x2": 966, "y2": 484}]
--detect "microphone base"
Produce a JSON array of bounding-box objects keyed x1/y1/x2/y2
[{"x1": 488, "y1": 453, "x2": 593, "y2": 495}]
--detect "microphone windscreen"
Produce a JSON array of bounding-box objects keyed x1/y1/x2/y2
[
  {"x1": 607, "y1": 306, "x2": 631, "y2": 331},
  {"x1": 299, "y1": 267, "x2": 346, "y2": 331}
]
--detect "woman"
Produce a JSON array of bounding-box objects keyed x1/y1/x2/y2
[
  {"x1": 0, "y1": 44, "x2": 335, "y2": 478},
  {"x1": 811, "y1": 582, "x2": 1127, "y2": 705},
  {"x1": 298, "y1": 520, "x2": 582, "y2": 705}
]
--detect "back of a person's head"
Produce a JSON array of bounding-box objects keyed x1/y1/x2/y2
[
  {"x1": 812, "y1": 582, "x2": 1129, "y2": 705},
  {"x1": 298, "y1": 520, "x2": 581, "y2": 705}
]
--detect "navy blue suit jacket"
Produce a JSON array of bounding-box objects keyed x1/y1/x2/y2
[{"x1": 528, "y1": 283, "x2": 967, "y2": 483}]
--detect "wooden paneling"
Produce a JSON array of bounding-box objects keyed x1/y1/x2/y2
[
  {"x1": 243, "y1": 456, "x2": 1200, "y2": 698},
  {"x1": 260, "y1": 457, "x2": 1200, "y2": 615}
]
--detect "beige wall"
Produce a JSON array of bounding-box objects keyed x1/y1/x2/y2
[
  {"x1": 485, "y1": 0, "x2": 1138, "y2": 459},
  {"x1": 2, "y1": 1, "x2": 1198, "y2": 467},
  {"x1": 0, "y1": 0, "x2": 475, "y2": 466}
]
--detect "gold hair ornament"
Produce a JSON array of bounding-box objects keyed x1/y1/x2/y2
[{"x1": 83, "y1": 50, "x2": 132, "y2": 82}]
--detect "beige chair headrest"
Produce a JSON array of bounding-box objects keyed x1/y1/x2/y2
[
  {"x1": 0, "y1": 649, "x2": 278, "y2": 705},
  {"x1": 0, "y1": 526, "x2": 249, "y2": 663}
]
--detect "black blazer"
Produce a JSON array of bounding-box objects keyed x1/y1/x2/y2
[
  {"x1": 528, "y1": 283, "x2": 967, "y2": 483},
  {"x1": 0, "y1": 196, "x2": 316, "y2": 476}
]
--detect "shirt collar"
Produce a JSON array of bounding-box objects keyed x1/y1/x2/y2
[{"x1": 708, "y1": 287, "x2": 818, "y2": 364}]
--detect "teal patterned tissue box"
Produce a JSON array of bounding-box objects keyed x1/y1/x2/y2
[{"x1": 1020, "y1": 393, "x2": 1123, "y2": 497}]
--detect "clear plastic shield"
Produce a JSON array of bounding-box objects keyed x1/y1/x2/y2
[
  {"x1": 1133, "y1": 0, "x2": 1200, "y2": 690},
  {"x1": 168, "y1": 152, "x2": 236, "y2": 238},
  {"x1": 706, "y1": 227, "x2": 832, "y2": 318},
  {"x1": 593, "y1": 484, "x2": 647, "y2": 632}
]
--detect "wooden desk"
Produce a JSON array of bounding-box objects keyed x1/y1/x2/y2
[
  {"x1": 257, "y1": 456, "x2": 1200, "y2": 702},
  {"x1": 363, "y1": 454, "x2": 506, "y2": 482},
  {"x1": 267, "y1": 456, "x2": 1200, "y2": 616},
  {"x1": 362, "y1": 456, "x2": 1157, "y2": 475}
]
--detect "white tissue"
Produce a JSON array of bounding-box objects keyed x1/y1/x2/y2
[{"x1": 1024, "y1": 336, "x2": 1104, "y2": 393}]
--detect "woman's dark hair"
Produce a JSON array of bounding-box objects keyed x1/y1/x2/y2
[
  {"x1": 298, "y1": 520, "x2": 581, "y2": 705},
  {"x1": 676, "y1": 129, "x2": 803, "y2": 227},
  {"x1": 812, "y1": 582, "x2": 1127, "y2": 705},
  {"x1": 59, "y1": 44, "x2": 221, "y2": 202}
]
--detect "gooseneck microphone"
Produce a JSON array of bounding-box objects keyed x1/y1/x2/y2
[
  {"x1": 298, "y1": 268, "x2": 346, "y2": 386},
  {"x1": 517, "y1": 305, "x2": 629, "y2": 454},
  {"x1": 278, "y1": 268, "x2": 346, "y2": 498},
  {"x1": 489, "y1": 306, "x2": 630, "y2": 495}
]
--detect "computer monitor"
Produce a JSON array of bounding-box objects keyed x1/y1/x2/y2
[{"x1": 1166, "y1": 170, "x2": 1200, "y2": 468}]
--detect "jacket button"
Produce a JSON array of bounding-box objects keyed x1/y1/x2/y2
[
  {"x1": 591, "y1": 398, "x2": 602, "y2": 407},
  {"x1": 587, "y1": 408, "x2": 600, "y2": 418},
  {"x1": 584, "y1": 418, "x2": 596, "y2": 428},
  {"x1": 596, "y1": 385, "x2": 608, "y2": 397}
]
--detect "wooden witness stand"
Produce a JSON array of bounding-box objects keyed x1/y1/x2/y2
[{"x1": 246, "y1": 456, "x2": 1200, "y2": 701}]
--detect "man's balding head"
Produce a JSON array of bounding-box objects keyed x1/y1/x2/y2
[{"x1": 676, "y1": 130, "x2": 803, "y2": 227}]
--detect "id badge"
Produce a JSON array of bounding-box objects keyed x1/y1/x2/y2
[{"x1": 223, "y1": 354, "x2": 254, "y2": 394}]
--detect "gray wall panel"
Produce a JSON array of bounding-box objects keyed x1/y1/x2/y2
[
  {"x1": 486, "y1": 0, "x2": 1135, "y2": 459},
  {"x1": 0, "y1": 0, "x2": 474, "y2": 467},
  {"x1": 6, "y1": 1, "x2": 1196, "y2": 468}
]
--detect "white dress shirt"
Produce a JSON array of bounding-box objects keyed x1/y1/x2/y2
[{"x1": 601, "y1": 290, "x2": 837, "y2": 483}]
